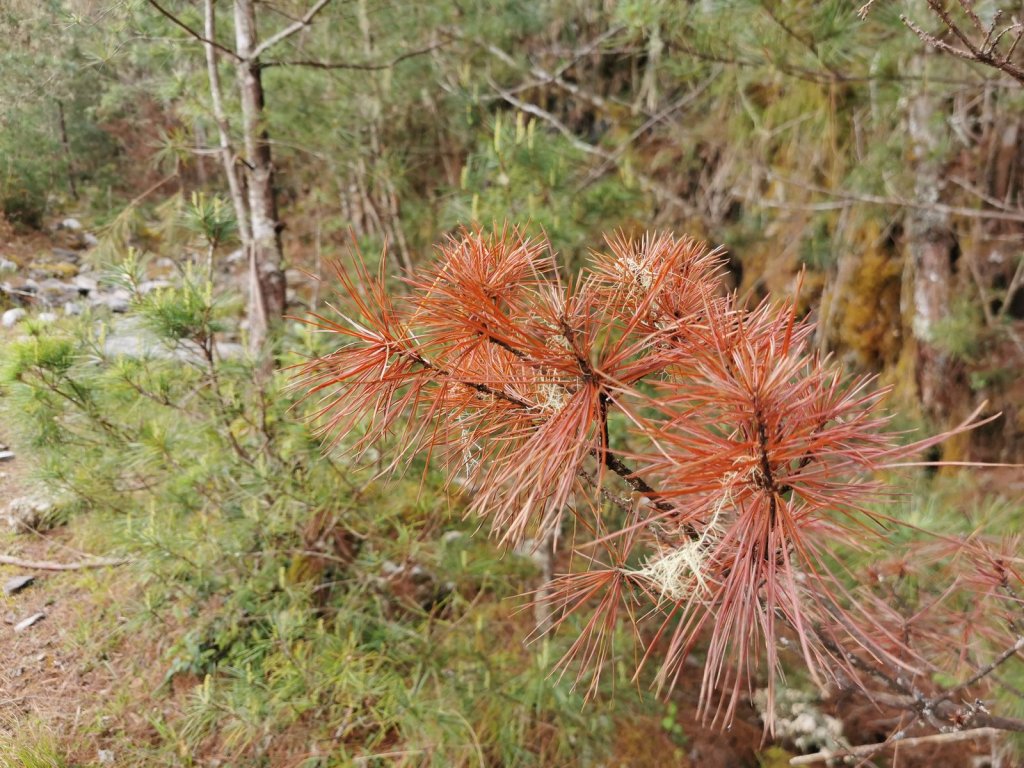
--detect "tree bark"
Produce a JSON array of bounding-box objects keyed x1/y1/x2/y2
[
  {"x1": 904, "y1": 50, "x2": 961, "y2": 420},
  {"x1": 57, "y1": 100, "x2": 78, "y2": 200},
  {"x1": 233, "y1": 0, "x2": 287, "y2": 354},
  {"x1": 203, "y1": 0, "x2": 250, "y2": 247}
]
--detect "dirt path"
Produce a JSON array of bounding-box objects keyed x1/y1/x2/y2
[{"x1": 0, "y1": 430, "x2": 140, "y2": 762}]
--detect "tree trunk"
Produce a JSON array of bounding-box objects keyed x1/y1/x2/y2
[
  {"x1": 233, "y1": 0, "x2": 286, "y2": 354},
  {"x1": 57, "y1": 100, "x2": 78, "y2": 200},
  {"x1": 203, "y1": 0, "x2": 250, "y2": 247},
  {"x1": 904, "y1": 50, "x2": 962, "y2": 421}
]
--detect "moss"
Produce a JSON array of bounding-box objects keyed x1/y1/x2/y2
[
  {"x1": 27, "y1": 260, "x2": 79, "y2": 279},
  {"x1": 835, "y1": 225, "x2": 903, "y2": 369}
]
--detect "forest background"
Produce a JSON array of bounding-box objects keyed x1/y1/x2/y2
[{"x1": 1, "y1": 0, "x2": 1023, "y2": 766}]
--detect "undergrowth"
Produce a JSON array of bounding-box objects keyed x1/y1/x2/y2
[{"x1": 0, "y1": 268, "x2": 663, "y2": 767}]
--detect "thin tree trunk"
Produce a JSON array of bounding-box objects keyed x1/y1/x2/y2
[
  {"x1": 234, "y1": 0, "x2": 287, "y2": 354},
  {"x1": 203, "y1": 0, "x2": 250, "y2": 247},
  {"x1": 57, "y1": 100, "x2": 78, "y2": 200},
  {"x1": 904, "y1": 50, "x2": 962, "y2": 421}
]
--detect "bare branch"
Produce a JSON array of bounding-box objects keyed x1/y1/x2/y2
[
  {"x1": 144, "y1": 0, "x2": 240, "y2": 60},
  {"x1": 248, "y1": 0, "x2": 333, "y2": 61},
  {"x1": 759, "y1": 169, "x2": 1024, "y2": 224},
  {"x1": 790, "y1": 728, "x2": 1001, "y2": 765},
  {"x1": 0, "y1": 553, "x2": 129, "y2": 571},
  {"x1": 932, "y1": 635, "x2": 1024, "y2": 705},
  {"x1": 263, "y1": 41, "x2": 446, "y2": 71},
  {"x1": 897, "y1": 0, "x2": 1024, "y2": 85}
]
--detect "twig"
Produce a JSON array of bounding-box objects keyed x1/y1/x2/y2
[
  {"x1": 790, "y1": 727, "x2": 1001, "y2": 765},
  {"x1": 931, "y1": 635, "x2": 1024, "y2": 705},
  {"x1": 263, "y1": 41, "x2": 445, "y2": 70},
  {"x1": 762, "y1": 169, "x2": 1024, "y2": 223},
  {"x1": 144, "y1": 0, "x2": 240, "y2": 61},
  {"x1": 0, "y1": 553, "x2": 129, "y2": 571},
  {"x1": 249, "y1": 0, "x2": 333, "y2": 60}
]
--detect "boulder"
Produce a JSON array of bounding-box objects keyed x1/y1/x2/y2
[
  {"x1": 2, "y1": 307, "x2": 26, "y2": 328},
  {"x1": 3, "y1": 495, "x2": 57, "y2": 532},
  {"x1": 72, "y1": 274, "x2": 98, "y2": 294}
]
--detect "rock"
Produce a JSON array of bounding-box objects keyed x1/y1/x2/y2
[
  {"x1": 103, "y1": 289, "x2": 132, "y2": 313},
  {"x1": 50, "y1": 247, "x2": 81, "y2": 262},
  {"x1": 441, "y1": 530, "x2": 465, "y2": 545},
  {"x1": 13, "y1": 612, "x2": 46, "y2": 632},
  {"x1": 0, "y1": 451, "x2": 14, "y2": 462},
  {"x1": 72, "y1": 274, "x2": 98, "y2": 294},
  {"x1": 226, "y1": 248, "x2": 246, "y2": 265},
  {"x1": 36, "y1": 278, "x2": 79, "y2": 305},
  {"x1": 3, "y1": 575, "x2": 34, "y2": 595},
  {"x1": 4, "y1": 495, "x2": 56, "y2": 532},
  {"x1": 64, "y1": 301, "x2": 83, "y2": 316},
  {"x1": 0, "y1": 257, "x2": 16, "y2": 273},
  {"x1": 97, "y1": 749, "x2": 115, "y2": 765},
  {"x1": 36, "y1": 312, "x2": 57, "y2": 324},
  {"x1": 60, "y1": 217, "x2": 82, "y2": 230},
  {"x1": 83, "y1": 232, "x2": 99, "y2": 247},
  {"x1": 2, "y1": 308, "x2": 26, "y2": 328},
  {"x1": 52, "y1": 229, "x2": 86, "y2": 251}
]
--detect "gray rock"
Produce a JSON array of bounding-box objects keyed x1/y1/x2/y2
[
  {"x1": 64, "y1": 301, "x2": 82, "y2": 316},
  {"x1": 226, "y1": 248, "x2": 246, "y2": 265},
  {"x1": 3, "y1": 575, "x2": 34, "y2": 595},
  {"x1": 37, "y1": 278, "x2": 79, "y2": 303},
  {"x1": 83, "y1": 232, "x2": 99, "y2": 247},
  {"x1": 14, "y1": 612, "x2": 46, "y2": 632},
  {"x1": 36, "y1": 312, "x2": 57, "y2": 324},
  {"x1": 60, "y1": 217, "x2": 82, "y2": 231},
  {"x1": 4, "y1": 495, "x2": 55, "y2": 532},
  {"x1": 2, "y1": 308, "x2": 26, "y2": 328},
  {"x1": 104, "y1": 289, "x2": 132, "y2": 313},
  {"x1": 97, "y1": 750, "x2": 115, "y2": 765},
  {"x1": 0, "y1": 257, "x2": 16, "y2": 273},
  {"x1": 50, "y1": 247, "x2": 81, "y2": 261},
  {"x1": 72, "y1": 275, "x2": 98, "y2": 293},
  {"x1": 441, "y1": 531, "x2": 465, "y2": 544},
  {"x1": 0, "y1": 451, "x2": 14, "y2": 462}
]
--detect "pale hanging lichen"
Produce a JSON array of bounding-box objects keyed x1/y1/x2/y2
[{"x1": 630, "y1": 471, "x2": 739, "y2": 602}]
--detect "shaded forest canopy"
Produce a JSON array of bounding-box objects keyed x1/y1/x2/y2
[
  {"x1": 4, "y1": 0, "x2": 1024, "y2": 452},
  {"x1": 0, "y1": 1, "x2": 1023, "y2": 766}
]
